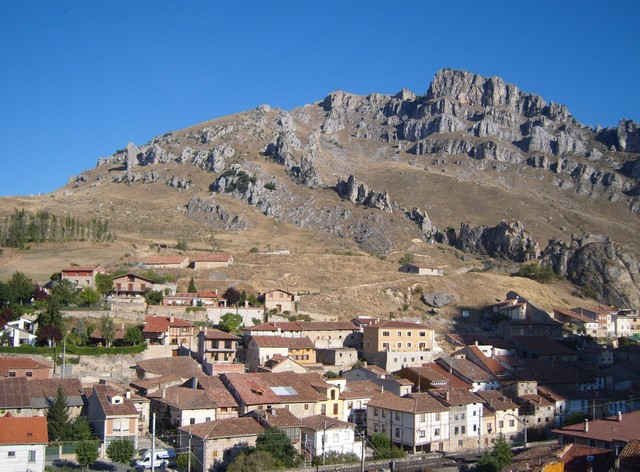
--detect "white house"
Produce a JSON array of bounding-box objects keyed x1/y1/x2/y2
[
  {"x1": 299, "y1": 415, "x2": 362, "y2": 459},
  {"x1": 0, "y1": 413, "x2": 48, "y2": 472},
  {"x1": 1, "y1": 317, "x2": 38, "y2": 347}
]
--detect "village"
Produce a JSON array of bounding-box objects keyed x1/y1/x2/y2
[{"x1": 1, "y1": 253, "x2": 640, "y2": 472}]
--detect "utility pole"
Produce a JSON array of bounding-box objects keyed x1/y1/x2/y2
[
  {"x1": 151, "y1": 412, "x2": 156, "y2": 472},
  {"x1": 61, "y1": 337, "x2": 66, "y2": 379},
  {"x1": 360, "y1": 429, "x2": 365, "y2": 472},
  {"x1": 187, "y1": 432, "x2": 192, "y2": 472},
  {"x1": 322, "y1": 418, "x2": 326, "y2": 466}
]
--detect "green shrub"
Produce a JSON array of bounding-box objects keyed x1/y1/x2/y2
[
  {"x1": 264, "y1": 182, "x2": 276, "y2": 191},
  {"x1": 515, "y1": 262, "x2": 557, "y2": 283}
]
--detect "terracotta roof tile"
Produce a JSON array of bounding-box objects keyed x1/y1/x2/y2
[
  {"x1": 222, "y1": 372, "x2": 331, "y2": 406},
  {"x1": 341, "y1": 380, "x2": 383, "y2": 400},
  {"x1": 368, "y1": 391, "x2": 448, "y2": 414},
  {"x1": 136, "y1": 357, "x2": 203, "y2": 378},
  {"x1": 91, "y1": 384, "x2": 138, "y2": 416},
  {"x1": 0, "y1": 377, "x2": 31, "y2": 408},
  {"x1": 0, "y1": 356, "x2": 52, "y2": 376},
  {"x1": 202, "y1": 329, "x2": 239, "y2": 340},
  {"x1": 475, "y1": 390, "x2": 518, "y2": 412},
  {"x1": 193, "y1": 376, "x2": 239, "y2": 409},
  {"x1": 250, "y1": 336, "x2": 314, "y2": 349},
  {"x1": 152, "y1": 386, "x2": 217, "y2": 410},
  {"x1": 299, "y1": 415, "x2": 353, "y2": 431},
  {"x1": 143, "y1": 315, "x2": 194, "y2": 333},
  {"x1": 181, "y1": 416, "x2": 263, "y2": 439},
  {"x1": 248, "y1": 321, "x2": 357, "y2": 332},
  {"x1": 141, "y1": 255, "x2": 188, "y2": 265},
  {"x1": 553, "y1": 410, "x2": 640, "y2": 443},
  {"x1": 0, "y1": 414, "x2": 48, "y2": 445},
  {"x1": 190, "y1": 253, "x2": 233, "y2": 262}
]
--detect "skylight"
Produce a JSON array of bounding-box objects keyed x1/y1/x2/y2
[{"x1": 271, "y1": 386, "x2": 298, "y2": 396}]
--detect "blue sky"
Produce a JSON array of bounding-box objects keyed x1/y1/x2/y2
[{"x1": 1, "y1": 1, "x2": 638, "y2": 196}]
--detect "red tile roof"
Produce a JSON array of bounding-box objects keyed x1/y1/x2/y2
[
  {"x1": 190, "y1": 253, "x2": 233, "y2": 262},
  {"x1": 0, "y1": 414, "x2": 48, "y2": 445},
  {"x1": 152, "y1": 386, "x2": 218, "y2": 411},
  {"x1": 181, "y1": 416, "x2": 263, "y2": 439},
  {"x1": 299, "y1": 414, "x2": 353, "y2": 431},
  {"x1": 428, "y1": 388, "x2": 483, "y2": 407},
  {"x1": 141, "y1": 255, "x2": 188, "y2": 265},
  {"x1": 401, "y1": 363, "x2": 471, "y2": 390},
  {"x1": 222, "y1": 372, "x2": 331, "y2": 406},
  {"x1": 91, "y1": 384, "x2": 139, "y2": 416},
  {"x1": 465, "y1": 345, "x2": 508, "y2": 377},
  {"x1": 475, "y1": 390, "x2": 518, "y2": 412},
  {"x1": 202, "y1": 329, "x2": 239, "y2": 340},
  {"x1": 0, "y1": 377, "x2": 31, "y2": 408},
  {"x1": 369, "y1": 320, "x2": 430, "y2": 329},
  {"x1": 0, "y1": 356, "x2": 52, "y2": 376},
  {"x1": 247, "y1": 321, "x2": 357, "y2": 332},
  {"x1": 61, "y1": 266, "x2": 100, "y2": 273},
  {"x1": 250, "y1": 336, "x2": 314, "y2": 349},
  {"x1": 512, "y1": 336, "x2": 577, "y2": 357},
  {"x1": 553, "y1": 411, "x2": 640, "y2": 443},
  {"x1": 136, "y1": 357, "x2": 202, "y2": 378},
  {"x1": 143, "y1": 315, "x2": 194, "y2": 333},
  {"x1": 193, "y1": 376, "x2": 239, "y2": 409},
  {"x1": 341, "y1": 380, "x2": 383, "y2": 400},
  {"x1": 368, "y1": 391, "x2": 448, "y2": 414}
]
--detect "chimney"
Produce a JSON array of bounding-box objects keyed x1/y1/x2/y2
[
  {"x1": 445, "y1": 391, "x2": 450, "y2": 402},
  {"x1": 161, "y1": 387, "x2": 167, "y2": 399},
  {"x1": 169, "y1": 315, "x2": 175, "y2": 323},
  {"x1": 244, "y1": 300, "x2": 249, "y2": 308},
  {"x1": 193, "y1": 377, "x2": 199, "y2": 390},
  {"x1": 125, "y1": 390, "x2": 131, "y2": 399},
  {"x1": 584, "y1": 419, "x2": 589, "y2": 432},
  {"x1": 618, "y1": 411, "x2": 622, "y2": 422}
]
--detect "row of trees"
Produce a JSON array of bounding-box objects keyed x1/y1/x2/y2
[{"x1": 0, "y1": 209, "x2": 113, "y2": 248}]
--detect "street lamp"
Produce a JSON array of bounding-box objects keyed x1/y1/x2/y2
[{"x1": 503, "y1": 413, "x2": 527, "y2": 448}]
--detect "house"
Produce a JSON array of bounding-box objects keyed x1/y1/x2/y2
[
  {"x1": 259, "y1": 355, "x2": 308, "y2": 374},
  {"x1": 367, "y1": 391, "x2": 450, "y2": 453},
  {"x1": 178, "y1": 417, "x2": 264, "y2": 472},
  {"x1": 112, "y1": 273, "x2": 177, "y2": 296},
  {"x1": 553, "y1": 410, "x2": 640, "y2": 452},
  {"x1": 142, "y1": 315, "x2": 198, "y2": 354},
  {"x1": 316, "y1": 347, "x2": 358, "y2": 369},
  {"x1": 342, "y1": 365, "x2": 388, "y2": 382},
  {"x1": 362, "y1": 320, "x2": 437, "y2": 372},
  {"x1": 89, "y1": 323, "x2": 127, "y2": 346},
  {"x1": 190, "y1": 253, "x2": 234, "y2": 270},
  {"x1": 553, "y1": 306, "x2": 617, "y2": 339},
  {"x1": 511, "y1": 336, "x2": 578, "y2": 362},
  {"x1": 475, "y1": 390, "x2": 521, "y2": 446},
  {"x1": 399, "y1": 363, "x2": 471, "y2": 392},
  {"x1": 613, "y1": 310, "x2": 640, "y2": 338},
  {"x1": 263, "y1": 289, "x2": 297, "y2": 313},
  {"x1": 299, "y1": 415, "x2": 362, "y2": 460},
  {"x1": 140, "y1": 255, "x2": 190, "y2": 269},
  {"x1": 149, "y1": 385, "x2": 217, "y2": 429},
  {"x1": 0, "y1": 413, "x2": 48, "y2": 472},
  {"x1": 428, "y1": 389, "x2": 484, "y2": 452},
  {"x1": 244, "y1": 321, "x2": 360, "y2": 349},
  {"x1": 0, "y1": 378, "x2": 84, "y2": 418},
  {"x1": 436, "y1": 356, "x2": 500, "y2": 392},
  {"x1": 252, "y1": 408, "x2": 303, "y2": 451},
  {"x1": 221, "y1": 372, "x2": 343, "y2": 419},
  {"x1": 60, "y1": 265, "x2": 105, "y2": 288},
  {"x1": 246, "y1": 336, "x2": 316, "y2": 371},
  {"x1": 135, "y1": 356, "x2": 203, "y2": 380},
  {"x1": 184, "y1": 376, "x2": 240, "y2": 419},
  {"x1": 340, "y1": 380, "x2": 383, "y2": 429},
  {"x1": 455, "y1": 344, "x2": 510, "y2": 379},
  {"x1": 618, "y1": 439, "x2": 640, "y2": 471},
  {"x1": 1, "y1": 317, "x2": 38, "y2": 347},
  {"x1": 400, "y1": 264, "x2": 444, "y2": 276},
  {"x1": 86, "y1": 385, "x2": 141, "y2": 449},
  {"x1": 197, "y1": 329, "x2": 239, "y2": 365},
  {"x1": 0, "y1": 356, "x2": 52, "y2": 379},
  {"x1": 163, "y1": 291, "x2": 227, "y2": 307},
  {"x1": 496, "y1": 292, "x2": 563, "y2": 340}
]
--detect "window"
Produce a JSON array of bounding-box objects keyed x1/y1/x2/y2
[
  {"x1": 434, "y1": 428, "x2": 440, "y2": 436},
  {"x1": 458, "y1": 440, "x2": 463, "y2": 447},
  {"x1": 374, "y1": 424, "x2": 378, "y2": 432},
  {"x1": 383, "y1": 343, "x2": 389, "y2": 350},
  {"x1": 206, "y1": 417, "x2": 211, "y2": 422},
  {"x1": 419, "y1": 343, "x2": 426, "y2": 350},
  {"x1": 498, "y1": 420, "x2": 504, "y2": 429},
  {"x1": 395, "y1": 428, "x2": 400, "y2": 437},
  {"x1": 397, "y1": 331, "x2": 402, "y2": 336},
  {"x1": 407, "y1": 342, "x2": 412, "y2": 348},
  {"x1": 28, "y1": 450, "x2": 36, "y2": 463},
  {"x1": 382, "y1": 331, "x2": 390, "y2": 337},
  {"x1": 395, "y1": 411, "x2": 400, "y2": 420},
  {"x1": 382, "y1": 410, "x2": 386, "y2": 418},
  {"x1": 374, "y1": 408, "x2": 379, "y2": 417},
  {"x1": 333, "y1": 404, "x2": 338, "y2": 415},
  {"x1": 460, "y1": 413, "x2": 465, "y2": 420},
  {"x1": 454, "y1": 426, "x2": 459, "y2": 435},
  {"x1": 190, "y1": 418, "x2": 196, "y2": 425},
  {"x1": 461, "y1": 426, "x2": 466, "y2": 434},
  {"x1": 397, "y1": 342, "x2": 402, "y2": 348},
  {"x1": 406, "y1": 332, "x2": 411, "y2": 336},
  {"x1": 8, "y1": 371, "x2": 15, "y2": 377},
  {"x1": 26, "y1": 371, "x2": 33, "y2": 377},
  {"x1": 509, "y1": 420, "x2": 515, "y2": 427},
  {"x1": 348, "y1": 402, "x2": 353, "y2": 409},
  {"x1": 434, "y1": 413, "x2": 440, "y2": 421},
  {"x1": 8, "y1": 451, "x2": 16, "y2": 457},
  {"x1": 419, "y1": 430, "x2": 426, "y2": 438},
  {"x1": 473, "y1": 410, "x2": 476, "y2": 416},
  {"x1": 419, "y1": 331, "x2": 426, "y2": 337},
  {"x1": 305, "y1": 404, "x2": 309, "y2": 410},
  {"x1": 473, "y1": 424, "x2": 477, "y2": 432}
]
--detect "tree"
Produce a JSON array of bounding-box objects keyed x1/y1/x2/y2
[
  {"x1": 219, "y1": 313, "x2": 243, "y2": 333},
  {"x1": 51, "y1": 279, "x2": 79, "y2": 306},
  {"x1": 176, "y1": 239, "x2": 188, "y2": 251},
  {"x1": 7, "y1": 271, "x2": 34, "y2": 305},
  {"x1": 70, "y1": 417, "x2": 93, "y2": 440},
  {"x1": 227, "y1": 450, "x2": 275, "y2": 472},
  {"x1": 74, "y1": 319, "x2": 89, "y2": 346},
  {"x1": 399, "y1": 253, "x2": 414, "y2": 265},
  {"x1": 187, "y1": 277, "x2": 197, "y2": 293},
  {"x1": 75, "y1": 440, "x2": 99, "y2": 471},
  {"x1": 47, "y1": 386, "x2": 70, "y2": 441},
  {"x1": 476, "y1": 437, "x2": 513, "y2": 472},
  {"x1": 144, "y1": 290, "x2": 163, "y2": 305},
  {"x1": 255, "y1": 427, "x2": 300, "y2": 468},
  {"x1": 125, "y1": 326, "x2": 143, "y2": 345},
  {"x1": 38, "y1": 296, "x2": 64, "y2": 332},
  {"x1": 95, "y1": 273, "x2": 113, "y2": 296},
  {"x1": 370, "y1": 432, "x2": 405, "y2": 459},
  {"x1": 515, "y1": 262, "x2": 556, "y2": 284},
  {"x1": 223, "y1": 287, "x2": 241, "y2": 306},
  {"x1": 107, "y1": 439, "x2": 135, "y2": 465},
  {"x1": 175, "y1": 452, "x2": 198, "y2": 472},
  {"x1": 79, "y1": 287, "x2": 100, "y2": 306},
  {"x1": 100, "y1": 316, "x2": 115, "y2": 347}
]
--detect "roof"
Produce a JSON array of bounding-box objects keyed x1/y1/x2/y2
[
  {"x1": 141, "y1": 255, "x2": 188, "y2": 265},
  {"x1": 262, "y1": 355, "x2": 305, "y2": 371},
  {"x1": 368, "y1": 320, "x2": 430, "y2": 329},
  {"x1": 553, "y1": 307, "x2": 595, "y2": 323},
  {"x1": 0, "y1": 377, "x2": 31, "y2": 408},
  {"x1": 190, "y1": 253, "x2": 233, "y2": 262},
  {"x1": 438, "y1": 357, "x2": 496, "y2": 383},
  {"x1": 341, "y1": 380, "x2": 383, "y2": 400},
  {"x1": 475, "y1": 390, "x2": 518, "y2": 412},
  {"x1": 202, "y1": 329, "x2": 239, "y2": 341},
  {"x1": 0, "y1": 414, "x2": 48, "y2": 445},
  {"x1": 553, "y1": 410, "x2": 640, "y2": 443},
  {"x1": 61, "y1": 266, "x2": 100, "y2": 273},
  {"x1": 251, "y1": 336, "x2": 314, "y2": 349},
  {"x1": 512, "y1": 336, "x2": 577, "y2": 357},
  {"x1": 299, "y1": 415, "x2": 353, "y2": 431},
  {"x1": 261, "y1": 408, "x2": 303, "y2": 428},
  {"x1": 136, "y1": 357, "x2": 202, "y2": 378},
  {"x1": 222, "y1": 372, "x2": 331, "y2": 406},
  {"x1": 619, "y1": 439, "x2": 640, "y2": 470},
  {"x1": 401, "y1": 363, "x2": 471, "y2": 390},
  {"x1": 112, "y1": 273, "x2": 156, "y2": 283},
  {"x1": 515, "y1": 359, "x2": 598, "y2": 385},
  {"x1": 0, "y1": 356, "x2": 52, "y2": 376},
  {"x1": 428, "y1": 388, "x2": 483, "y2": 407},
  {"x1": 518, "y1": 394, "x2": 554, "y2": 407},
  {"x1": 466, "y1": 345, "x2": 508, "y2": 376},
  {"x1": 247, "y1": 321, "x2": 357, "y2": 332},
  {"x1": 91, "y1": 385, "x2": 138, "y2": 416},
  {"x1": 153, "y1": 386, "x2": 218, "y2": 411},
  {"x1": 143, "y1": 315, "x2": 194, "y2": 333},
  {"x1": 28, "y1": 378, "x2": 84, "y2": 408},
  {"x1": 559, "y1": 443, "x2": 613, "y2": 472},
  {"x1": 181, "y1": 416, "x2": 263, "y2": 439},
  {"x1": 368, "y1": 391, "x2": 448, "y2": 414},
  {"x1": 192, "y1": 376, "x2": 239, "y2": 409}
]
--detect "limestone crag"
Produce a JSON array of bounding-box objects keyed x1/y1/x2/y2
[
  {"x1": 335, "y1": 175, "x2": 393, "y2": 212},
  {"x1": 185, "y1": 197, "x2": 248, "y2": 231}
]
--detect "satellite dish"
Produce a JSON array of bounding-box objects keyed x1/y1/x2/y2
[{"x1": 586, "y1": 455, "x2": 594, "y2": 462}]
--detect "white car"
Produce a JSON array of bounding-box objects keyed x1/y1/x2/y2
[{"x1": 135, "y1": 448, "x2": 176, "y2": 470}]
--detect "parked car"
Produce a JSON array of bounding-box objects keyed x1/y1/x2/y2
[{"x1": 135, "y1": 448, "x2": 176, "y2": 470}]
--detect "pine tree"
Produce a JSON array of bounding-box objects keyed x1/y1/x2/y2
[
  {"x1": 47, "y1": 386, "x2": 70, "y2": 441},
  {"x1": 187, "y1": 277, "x2": 197, "y2": 293}
]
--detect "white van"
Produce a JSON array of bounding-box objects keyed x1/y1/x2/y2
[{"x1": 135, "y1": 448, "x2": 175, "y2": 469}]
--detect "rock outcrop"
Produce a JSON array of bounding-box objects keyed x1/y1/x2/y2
[
  {"x1": 335, "y1": 175, "x2": 393, "y2": 212},
  {"x1": 422, "y1": 292, "x2": 455, "y2": 308},
  {"x1": 185, "y1": 197, "x2": 248, "y2": 230}
]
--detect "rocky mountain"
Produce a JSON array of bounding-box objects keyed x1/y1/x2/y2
[{"x1": 49, "y1": 69, "x2": 640, "y2": 307}]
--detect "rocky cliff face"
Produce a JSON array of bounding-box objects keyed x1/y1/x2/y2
[
  {"x1": 335, "y1": 175, "x2": 393, "y2": 212},
  {"x1": 318, "y1": 69, "x2": 640, "y2": 212}
]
